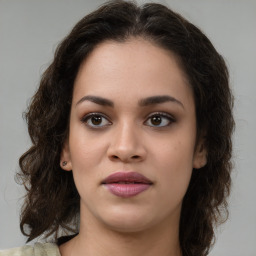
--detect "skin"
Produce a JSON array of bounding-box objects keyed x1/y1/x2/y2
[{"x1": 60, "y1": 37, "x2": 207, "y2": 256}]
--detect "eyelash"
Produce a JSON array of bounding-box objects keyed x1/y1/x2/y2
[
  {"x1": 145, "y1": 112, "x2": 175, "y2": 127},
  {"x1": 80, "y1": 112, "x2": 111, "y2": 129},
  {"x1": 80, "y1": 112, "x2": 176, "y2": 129}
]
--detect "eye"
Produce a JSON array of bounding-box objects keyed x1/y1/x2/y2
[
  {"x1": 81, "y1": 113, "x2": 111, "y2": 128},
  {"x1": 145, "y1": 113, "x2": 175, "y2": 127}
]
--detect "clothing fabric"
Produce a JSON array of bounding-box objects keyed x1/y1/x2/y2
[{"x1": 0, "y1": 243, "x2": 60, "y2": 256}]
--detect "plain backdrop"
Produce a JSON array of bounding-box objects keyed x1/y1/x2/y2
[{"x1": 0, "y1": 0, "x2": 255, "y2": 255}]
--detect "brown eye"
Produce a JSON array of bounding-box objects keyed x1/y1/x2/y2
[
  {"x1": 151, "y1": 116, "x2": 162, "y2": 126},
  {"x1": 145, "y1": 113, "x2": 175, "y2": 127},
  {"x1": 82, "y1": 113, "x2": 111, "y2": 128},
  {"x1": 91, "y1": 115, "x2": 103, "y2": 125}
]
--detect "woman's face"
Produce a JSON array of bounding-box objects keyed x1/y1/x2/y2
[{"x1": 61, "y1": 38, "x2": 206, "y2": 233}]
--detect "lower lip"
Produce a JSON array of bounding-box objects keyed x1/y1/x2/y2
[{"x1": 104, "y1": 183, "x2": 151, "y2": 198}]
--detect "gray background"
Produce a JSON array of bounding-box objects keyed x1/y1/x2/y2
[{"x1": 0, "y1": 0, "x2": 255, "y2": 255}]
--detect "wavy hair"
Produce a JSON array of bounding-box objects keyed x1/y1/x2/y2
[{"x1": 18, "y1": 1, "x2": 234, "y2": 255}]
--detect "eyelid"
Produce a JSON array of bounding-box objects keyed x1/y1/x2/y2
[
  {"x1": 144, "y1": 112, "x2": 176, "y2": 127},
  {"x1": 80, "y1": 111, "x2": 175, "y2": 129},
  {"x1": 147, "y1": 112, "x2": 175, "y2": 120},
  {"x1": 80, "y1": 112, "x2": 112, "y2": 128}
]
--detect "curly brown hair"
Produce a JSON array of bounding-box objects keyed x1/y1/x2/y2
[{"x1": 18, "y1": 1, "x2": 234, "y2": 255}]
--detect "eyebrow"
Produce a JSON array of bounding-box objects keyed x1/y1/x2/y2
[
  {"x1": 138, "y1": 95, "x2": 184, "y2": 109},
  {"x1": 76, "y1": 95, "x2": 184, "y2": 109},
  {"x1": 76, "y1": 95, "x2": 114, "y2": 107}
]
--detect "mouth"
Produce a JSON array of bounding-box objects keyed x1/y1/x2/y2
[{"x1": 102, "y1": 172, "x2": 153, "y2": 198}]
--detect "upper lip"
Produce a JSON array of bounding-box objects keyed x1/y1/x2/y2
[{"x1": 102, "y1": 172, "x2": 153, "y2": 184}]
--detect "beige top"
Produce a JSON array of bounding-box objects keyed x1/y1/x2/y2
[{"x1": 0, "y1": 243, "x2": 60, "y2": 256}]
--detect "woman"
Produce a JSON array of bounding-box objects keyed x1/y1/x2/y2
[{"x1": 1, "y1": 0, "x2": 234, "y2": 255}]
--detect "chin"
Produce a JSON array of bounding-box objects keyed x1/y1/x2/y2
[
  {"x1": 98, "y1": 206, "x2": 158, "y2": 233},
  {"x1": 105, "y1": 220, "x2": 152, "y2": 234}
]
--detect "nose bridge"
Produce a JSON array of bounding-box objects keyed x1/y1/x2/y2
[
  {"x1": 108, "y1": 118, "x2": 145, "y2": 162},
  {"x1": 115, "y1": 119, "x2": 138, "y2": 150}
]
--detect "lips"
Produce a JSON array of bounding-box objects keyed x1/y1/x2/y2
[{"x1": 102, "y1": 172, "x2": 153, "y2": 198}]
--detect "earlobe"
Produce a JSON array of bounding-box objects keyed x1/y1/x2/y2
[
  {"x1": 60, "y1": 141, "x2": 72, "y2": 171},
  {"x1": 193, "y1": 139, "x2": 207, "y2": 169}
]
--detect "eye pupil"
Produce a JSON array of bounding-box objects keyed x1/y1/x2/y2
[
  {"x1": 91, "y1": 116, "x2": 102, "y2": 125},
  {"x1": 151, "y1": 116, "x2": 161, "y2": 125}
]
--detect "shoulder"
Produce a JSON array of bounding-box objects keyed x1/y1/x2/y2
[{"x1": 0, "y1": 243, "x2": 60, "y2": 256}]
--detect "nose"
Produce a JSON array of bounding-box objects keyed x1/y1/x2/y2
[{"x1": 107, "y1": 122, "x2": 146, "y2": 163}]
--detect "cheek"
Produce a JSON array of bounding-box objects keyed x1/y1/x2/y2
[
  {"x1": 150, "y1": 135, "x2": 195, "y2": 199},
  {"x1": 69, "y1": 123, "x2": 106, "y2": 166},
  {"x1": 69, "y1": 140, "x2": 104, "y2": 199},
  {"x1": 68, "y1": 127, "x2": 108, "y2": 192},
  {"x1": 151, "y1": 131, "x2": 195, "y2": 169}
]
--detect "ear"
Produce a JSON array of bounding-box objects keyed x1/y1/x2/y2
[
  {"x1": 60, "y1": 140, "x2": 72, "y2": 171},
  {"x1": 193, "y1": 136, "x2": 207, "y2": 169}
]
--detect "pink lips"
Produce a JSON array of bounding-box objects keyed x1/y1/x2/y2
[{"x1": 102, "y1": 172, "x2": 153, "y2": 198}]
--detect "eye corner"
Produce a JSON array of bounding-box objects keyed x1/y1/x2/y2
[
  {"x1": 144, "y1": 112, "x2": 176, "y2": 128},
  {"x1": 80, "y1": 112, "x2": 112, "y2": 129}
]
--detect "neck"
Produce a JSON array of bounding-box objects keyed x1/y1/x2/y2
[{"x1": 60, "y1": 206, "x2": 182, "y2": 256}]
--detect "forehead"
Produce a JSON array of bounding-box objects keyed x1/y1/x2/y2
[{"x1": 73, "y1": 38, "x2": 193, "y2": 108}]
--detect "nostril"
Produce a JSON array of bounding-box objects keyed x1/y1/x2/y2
[{"x1": 110, "y1": 155, "x2": 140, "y2": 161}]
